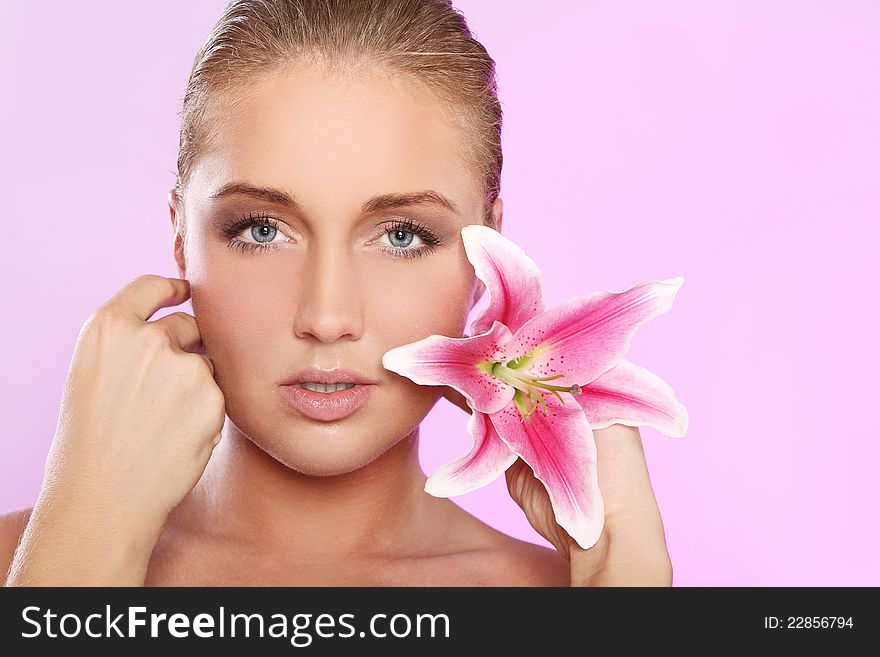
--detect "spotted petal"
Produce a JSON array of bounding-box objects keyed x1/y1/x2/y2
[
  {"x1": 508, "y1": 277, "x2": 685, "y2": 388},
  {"x1": 462, "y1": 225, "x2": 545, "y2": 336},
  {"x1": 577, "y1": 358, "x2": 689, "y2": 438},
  {"x1": 425, "y1": 408, "x2": 518, "y2": 497},
  {"x1": 381, "y1": 320, "x2": 516, "y2": 414},
  {"x1": 491, "y1": 391, "x2": 604, "y2": 550}
]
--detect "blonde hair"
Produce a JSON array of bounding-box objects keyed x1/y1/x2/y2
[{"x1": 174, "y1": 0, "x2": 503, "y2": 236}]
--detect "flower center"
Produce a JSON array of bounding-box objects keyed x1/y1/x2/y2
[{"x1": 479, "y1": 352, "x2": 583, "y2": 423}]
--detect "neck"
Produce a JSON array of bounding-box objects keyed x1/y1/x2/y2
[{"x1": 174, "y1": 422, "x2": 432, "y2": 559}]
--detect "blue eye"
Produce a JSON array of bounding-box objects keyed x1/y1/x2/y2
[
  {"x1": 220, "y1": 212, "x2": 442, "y2": 259},
  {"x1": 379, "y1": 218, "x2": 442, "y2": 260},
  {"x1": 250, "y1": 224, "x2": 277, "y2": 243},
  {"x1": 387, "y1": 229, "x2": 415, "y2": 248},
  {"x1": 221, "y1": 212, "x2": 287, "y2": 253}
]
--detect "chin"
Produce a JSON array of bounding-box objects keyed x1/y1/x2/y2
[
  {"x1": 224, "y1": 383, "x2": 440, "y2": 477},
  {"x1": 262, "y1": 421, "x2": 405, "y2": 477}
]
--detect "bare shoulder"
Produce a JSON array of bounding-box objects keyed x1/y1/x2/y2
[
  {"x1": 428, "y1": 498, "x2": 570, "y2": 586},
  {"x1": 0, "y1": 507, "x2": 33, "y2": 586},
  {"x1": 476, "y1": 534, "x2": 571, "y2": 586}
]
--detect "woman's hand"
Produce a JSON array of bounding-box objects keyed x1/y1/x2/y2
[
  {"x1": 442, "y1": 386, "x2": 673, "y2": 586},
  {"x1": 7, "y1": 275, "x2": 225, "y2": 586}
]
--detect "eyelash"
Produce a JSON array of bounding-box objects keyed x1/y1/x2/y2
[{"x1": 220, "y1": 212, "x2": 442, "y2": 260}]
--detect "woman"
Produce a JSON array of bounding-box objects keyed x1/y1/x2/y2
[{"x1": 2, "y1": 0, "x2": 672, "y2": 586}]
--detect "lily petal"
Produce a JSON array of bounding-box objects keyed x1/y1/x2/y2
[
  {"x1": 381, "y1": 320, "x2": 516, "y2": 414},
  {"x1": 508, "y1": 277, "x2": 685, "y2": 387},
  {"x1": 462, "y1": 225, "x2": 545, "y2": 336},
  {"x1": 576, "y1": 358, "x2": 689, "y2": 438},
  {"x1": 425, "y1": 408, "x2": 518, "y2": 497},
  {"x1": 490, "y1": 391, "x2": 605, "y2": 550}
]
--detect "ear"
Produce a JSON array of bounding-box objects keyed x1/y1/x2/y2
[
  {"x1": 493, "y1": 195, "x2": 503, "y2": 234},
  {"x1": 168, "y1": 188, "x2": 186, "y2": 279},
  {"x1": 471, "y1": 197, "x2": 504, "y2": 307}
]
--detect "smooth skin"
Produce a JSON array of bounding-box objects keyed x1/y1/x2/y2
[
  {"x1": 2, "y1": 62, "x2": 671, "y2": 586},
  {"x1": 2, "y1": 277, "x2": 670, "y2": 586}
]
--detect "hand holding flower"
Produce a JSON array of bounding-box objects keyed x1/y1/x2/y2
[
  {"x1": 385, "y1": 226, "x2": 688, "y2": 585},
  {"x1": 444, "y1": 385, "x2": 674, "y2": 585}
]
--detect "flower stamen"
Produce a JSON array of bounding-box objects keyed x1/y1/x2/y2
[{"x1": 486, "y1": 359, "x2": 583, "y2": 421}]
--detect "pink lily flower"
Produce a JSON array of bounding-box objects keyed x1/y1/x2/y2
[{"x1": 381, "y1": 225, "x2": 688, "y2": 549}]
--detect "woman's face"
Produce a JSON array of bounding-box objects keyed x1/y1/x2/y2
[{"x1": 172, "y1": 63, "x2": 500, "y2": 475}]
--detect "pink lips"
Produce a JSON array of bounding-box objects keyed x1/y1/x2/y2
[
  {"x1": 280, "y1": 366, "x2": 378, "y2": 386},
  {"x1": 279, "y1": 382, "x2": 374, "y2": 421}
]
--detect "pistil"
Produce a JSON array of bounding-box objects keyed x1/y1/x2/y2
[{"x1": 482, "y1": 359, "x2": 583, "y2": 422}]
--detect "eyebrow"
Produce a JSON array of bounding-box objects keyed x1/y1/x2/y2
[{"x1": 208, "y1": 181, "x2": 459, "y2": 214}]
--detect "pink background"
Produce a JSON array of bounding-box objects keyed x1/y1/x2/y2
[{"x1": 2, "y1": 1, "x2": 878, "y2": 586}]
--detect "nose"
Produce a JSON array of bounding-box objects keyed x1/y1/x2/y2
[{"x1": 293, "y1": 237, "x2": 364, "y2": 343}]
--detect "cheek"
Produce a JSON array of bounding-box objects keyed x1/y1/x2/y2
[
  {"x1": 363, "y1": 254, "x2": 475, "y2": 344},
  {"x1": 188, "y1": 249, "x2": 299, "y2": 366}
]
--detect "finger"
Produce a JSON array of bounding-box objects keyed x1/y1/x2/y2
[
  {"x1": 593, "y1": 423, "x2": 651, "y2": 482},
  {"x1": 201, "y1": 354, "x2": 216, "y2": 378},
  {"x1": 100, "y1": 274, "x2": 190, "y2": 322},
  {"x1": 442, "y1": 386, "x2": 472, "y2": 414},
  {"x1": 151, "y1": 311, "x2": 203, "y2": 353},
  {"x1": 589, "y1": 424, "x2": 671, "y2": 583},
  {"x1": 592, "y1": 424, "x2": 661, "y2": 520}
]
